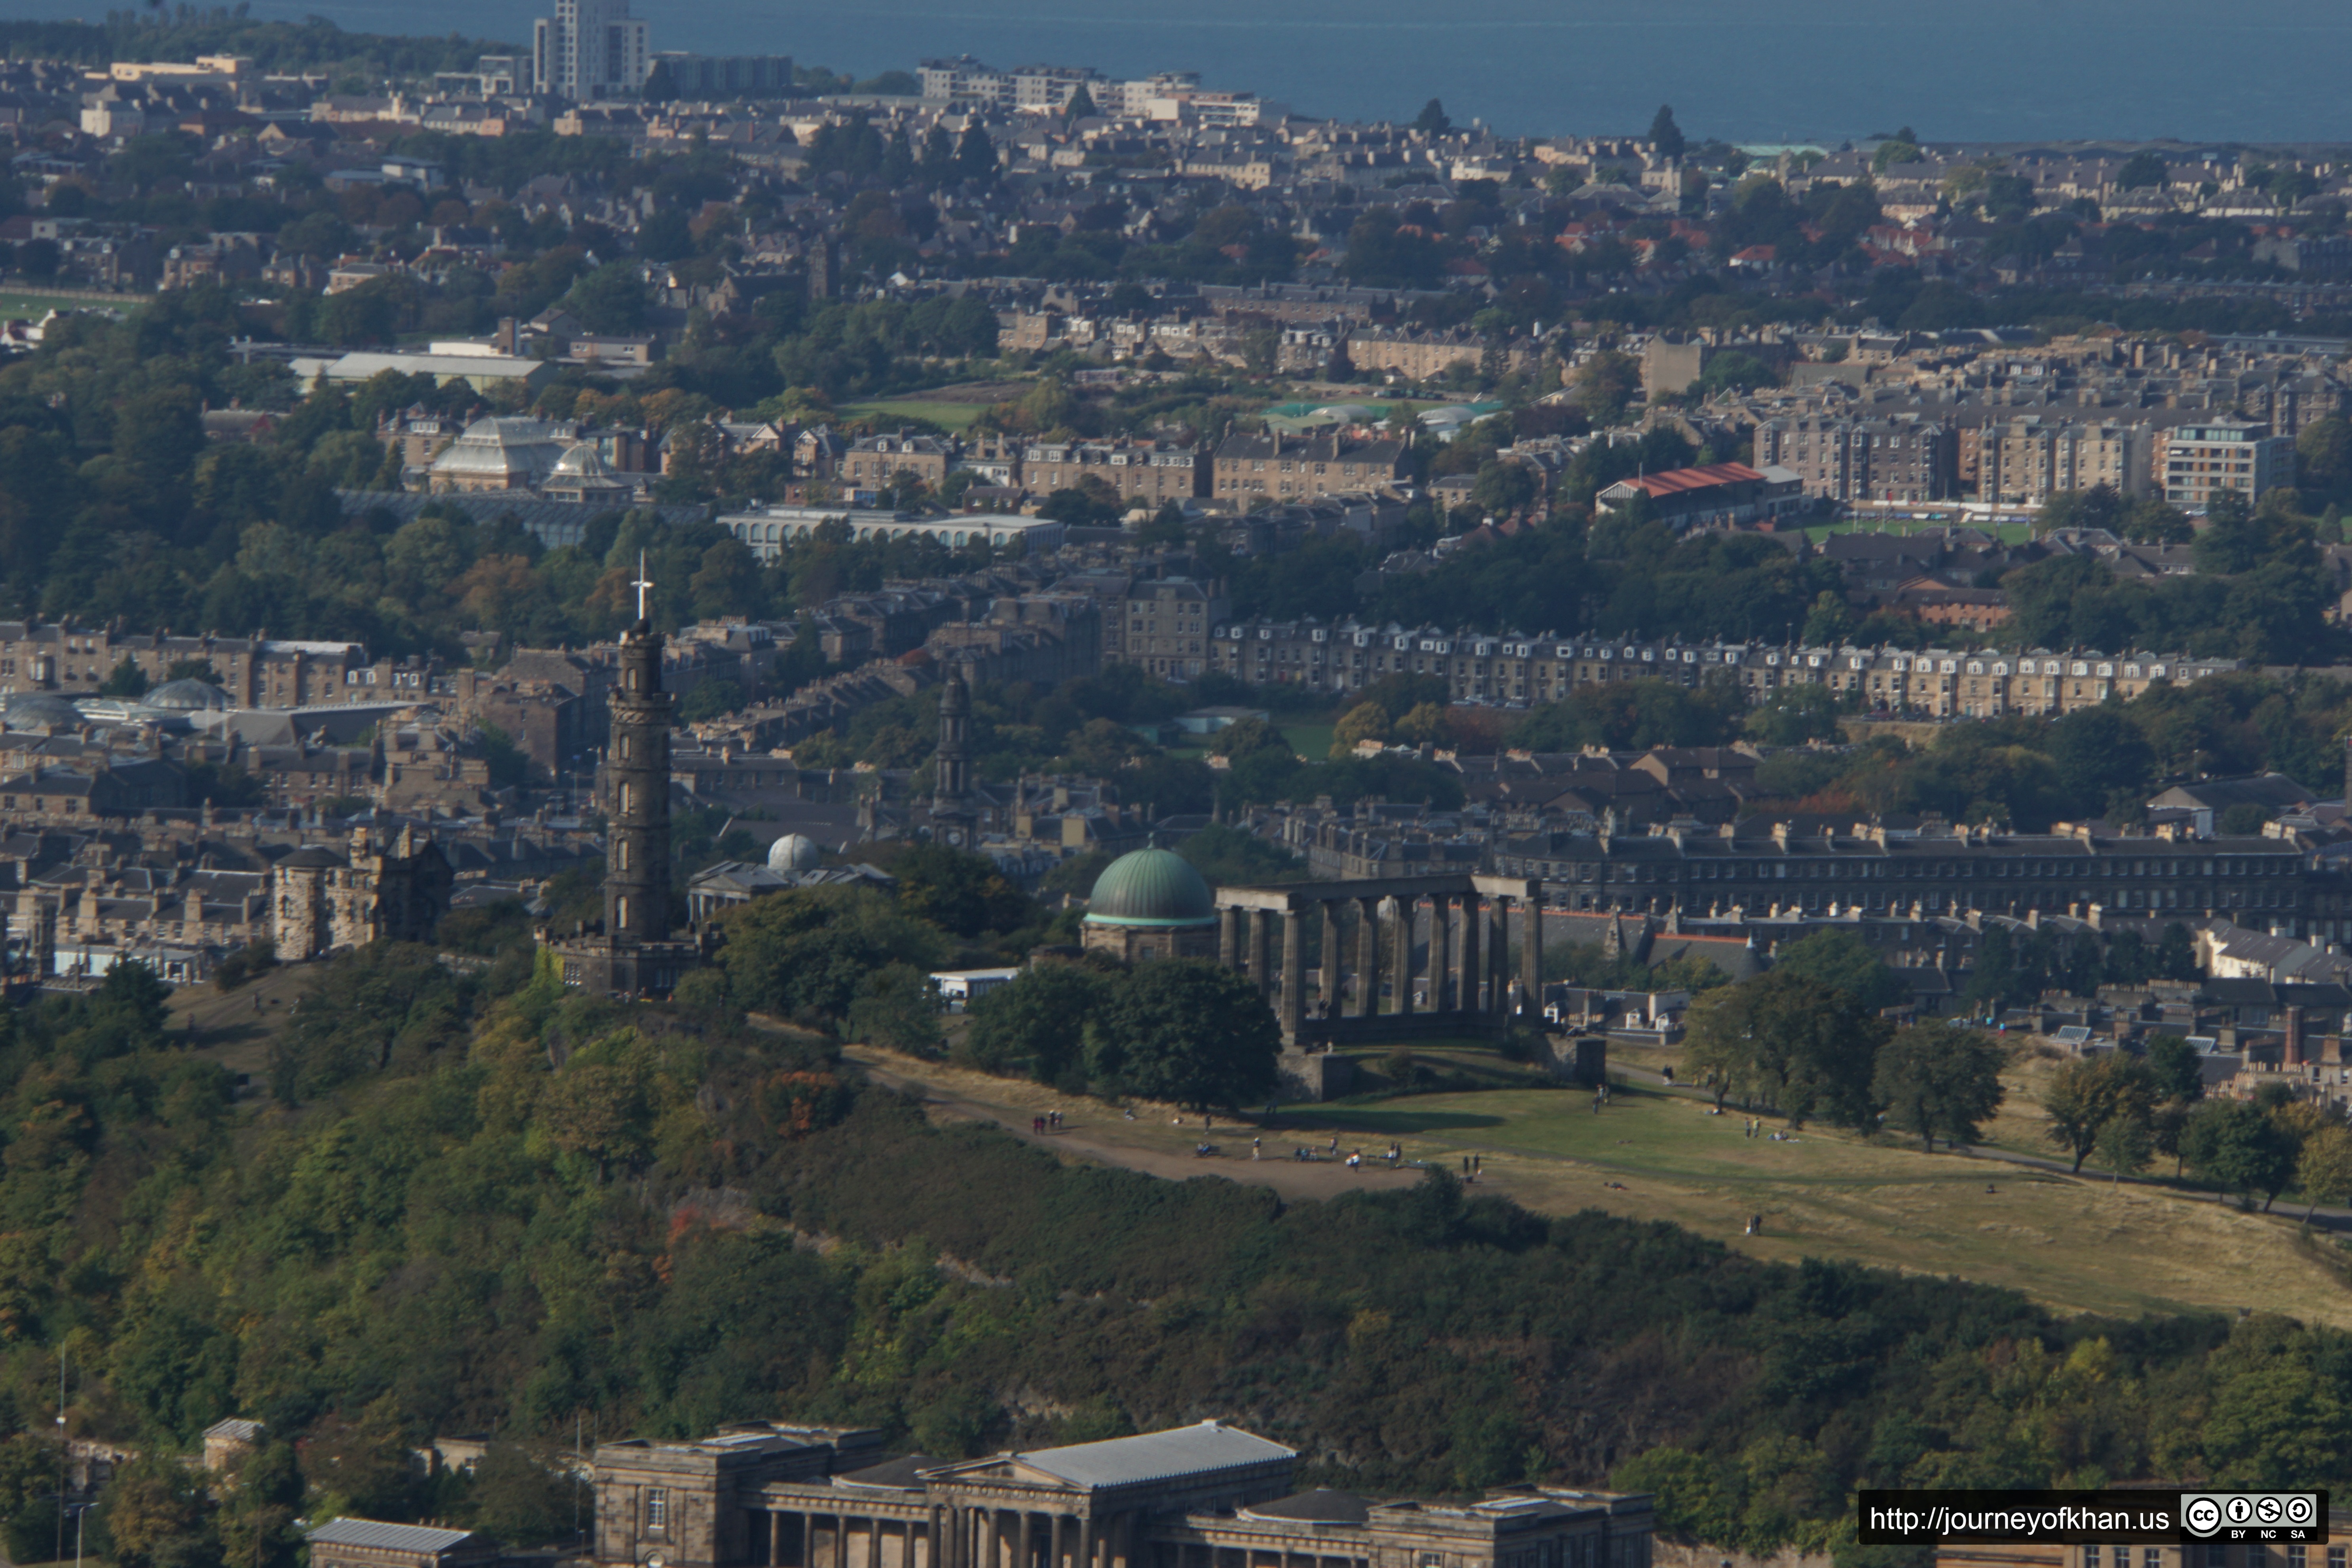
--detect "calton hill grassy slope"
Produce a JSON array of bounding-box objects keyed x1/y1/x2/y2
[
  {"x1": 3, "y1": 938, "x2": 2347, "y2": 1566},
  {"x1": 860, "y1": 1037, "x2": 2352, "y2": 1329},
  {"x1": 4, "y1": 931, "x2": 2333, "y2": 1568}
]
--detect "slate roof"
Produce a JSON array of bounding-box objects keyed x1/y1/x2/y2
[
  {"x1": 1016, "y1": 1421, "x2": 1293, "y2": 1488},
  {"x1": 307, "y1": 1519, "x2": 482, "y2": 1554}
]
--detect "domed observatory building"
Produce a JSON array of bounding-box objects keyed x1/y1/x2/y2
[
  {"x1": 766, "y1": 832, "x2": 822, "y2": 874},
  {"x1": 1080, "y1": 847, "x2": 1219, "y2": 964}
]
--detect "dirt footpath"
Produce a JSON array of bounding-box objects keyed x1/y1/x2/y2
[{"x1": 850, "y1": 1053, "x2": 1427, "y2": 1202}]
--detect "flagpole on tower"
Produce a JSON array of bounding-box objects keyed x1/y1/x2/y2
[{"x1": 633, "y1": 550, "x2": 653, "y2": 623}]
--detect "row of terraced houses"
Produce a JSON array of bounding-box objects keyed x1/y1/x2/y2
[{"x1": 1203, "y1": 622, "x2": 2240, "y2": 715}]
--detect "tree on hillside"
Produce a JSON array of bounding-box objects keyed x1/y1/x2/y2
[
  {"x1": 711, "y1": 886, "x2": 946, "y2": 1020},
  {"x1": 98, "y1": 1456, "x2": 218, "y2": 1568},
  {"x1": 1208, "y1": 715, "x2": 1293, "y2": 760},
  {"x1": 961, "y1": 961, "x2": 1114, "y2": 1087},
  {"x1": 2094, "y1": 1102, "x2": 2155, "y2": 1182},
  {"x1": 217, "y1": 1441, "x2": 303, "y2": 1568},
  {"x1": 2295, "y1": 1122, "x2": 2352, "y2": 1224},
  {"x1": 1871, "y1": 1022, "x2": 2006, "y2": 1151},
  {"x1": 2144, "y1": 1034, "x2": 2204, "y2": 1102},
  {"x1": 1571, "y1": 349, "x2": 1641, "y2": 426},
  {"x1": 1331, "y1": 701, "x2": 1391, "y2": 758},
  {"x1": 455, "y1": 1442, "x2": 582, "y2": 1547},
  {"x1": 1769, "y1": 929, "x2": 1906, "y2": 1012},
  {"x1": 1684, "y1": 972, "x2": 1889, "y2": 1129},
  {"x1": 1082, "y1": 960, "x2": 1279, "y2": 1109},
  {"x1": 847, "y1": 963, "x2": 945, "y2": 1056},
  {"x1": 1648, "y1": 105, "x2": 1686, "y2": 162},
  {"x1": 1414, "y1": 98, "x2": 1451, "y2": 135},
  {"x1": 100, "y1": 656, "x2": 149, "y2": 697},
  {"x1": 2157, "y1": 921, "x2": 2200, "y2": 981},
  {"x1": 2182, "y1": 1098, "x2": 2299, "y2": 1210},
  {"x1": 954, "y1": 125, "x2": 998, "y2": 186},
  {"x1": 889, "y1": 844, "x2": 1036, "y2": 939},
  {"x1": 1394, "y1": 700, "x2": 1449, "y2": 745},
  {"x1": 2040, "y1": 1054, "x2": 2153, "y2": 1174}
]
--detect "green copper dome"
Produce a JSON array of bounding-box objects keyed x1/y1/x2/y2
[{"x1": 1085, "y1": 848, "x2": 1216, "y2": 927}]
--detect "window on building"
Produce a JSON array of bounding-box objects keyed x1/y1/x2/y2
[{"x1": 645, "y1": 1487, "x2": 668, "y2": 1530}]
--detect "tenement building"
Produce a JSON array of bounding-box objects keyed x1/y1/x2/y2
[
  {"x1": 1751, "y1": 414, "x2": 1955, "y2": 504},
  {"x1": 1020, "y1": 439, "x2": 1208, "y2": 505},
  {"x1": 1210, "y1": 432, "x2": 1410, "y2": 503},
  {"x1": 591, "y1": 1418, "x2": 1655, "y2": 1568},
  {"x1": 1487, "y1": 816, "x2": 2307, "y2": 931}
]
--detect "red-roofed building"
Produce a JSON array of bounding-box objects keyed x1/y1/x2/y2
[{"x1": 1595, "y1": 461, "x2": 1804, "y2": 529}]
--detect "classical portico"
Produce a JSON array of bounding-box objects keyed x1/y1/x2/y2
[
  {"x1": 1211, "y1": 875, "x2": 1544, "y2": 1050},
  {"x1": 591, "y1": 1419, "x2": 1654, "y2": 1568}
]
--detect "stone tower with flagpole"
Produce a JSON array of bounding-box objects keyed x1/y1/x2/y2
[{"x1": 604, "y1": 552, "x2": 670, "y2": 947}]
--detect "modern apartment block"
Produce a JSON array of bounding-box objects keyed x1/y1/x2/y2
[
  {"x1": 916, "y1": 57, "x2": 1101, "y2": 111},
  {"x1": 651, "y1": 53, "x2": 793, "y2": 97},
  {"x1": 533, "y1": 0, "x2": 649, "y2": 100},
  {"x1": 2159, "y1": 418, "x2": 2296, "y2": 511},
  {"x1": 916, "y1": 57, "x2": 1225, "y2": 118}
]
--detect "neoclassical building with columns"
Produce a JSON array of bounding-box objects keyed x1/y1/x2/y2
[
  {"x1": 591, "y1": 1420, "x2": 1654, "y2": 1568},
  {"x1": 1210, "y1": 874, "x2": 1545, "y2": 1050}
]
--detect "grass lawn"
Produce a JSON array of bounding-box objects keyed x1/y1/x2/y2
[
  {"x1": 1281, "y1": 720, "x2": 1336, "y2": 760},
  {"x1": 0, "y1": 290, "x2": 124, "y2": 319},
  {"x1": 846, "y1": 1035, "x2": 2352, "y2": 1325},
  {"x1": 839, "y1": 399, "x2": 992, "y2": 432},
  {"x1": 162, "y1": 962, "x2": 325, "y2": 1096},
  {"x1": 1284, "y1": 1079, "x2": 2352, "y2": 1325}
]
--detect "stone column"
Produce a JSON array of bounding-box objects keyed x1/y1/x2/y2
[
  {"x1": 1076, "y1": 1518, "x2": 1094, "y2": 1568},
  {"x1": 1389, "y1": 895, "x2": 1412, "y2": 1016},
  {"x1": 1249, "y1": 909, "x2": 1273, "y2": 996},
  {"x1": 835, "y1": 1517, "x2": 849, "y2": 1568},
  {"x1": 1459, "y1": 892, "x2": 1482, "y2": 1013},
  {"x1": 1489, "y1": 898, "x2": 1508, "y2": 1016},
  {"x1": 802, "y1": 1514, "x2": 816, "y2": 1568},
  {"x1": 1354, "y1": 896, "x2": 1381, "y2": 1018},
  {"x1": 1426, "y1": 895, "x2": 1450, "y2": 1013},
  {"x1": 1320, "y1": 899, "x2": 1343, "y2": 1020},
  {"x1": 1280, "y1": 907, "x2": 1306, "y2": 1041},
  {"x1": 772, "y1": 1513, "x2": 786, "y2": 1568},
  {"x1": 1019, "y1": 1513, "x2": 1034, "y2": 1568},
  {"x1": 1218, "y1": 904, "x2": 1239, "y2": 967},
  {"x1": 1050, "y1": 1516, "x2": 1066, "y2": 1568}
]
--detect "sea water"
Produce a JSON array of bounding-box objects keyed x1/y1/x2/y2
[{"x1": 33, "y1": 0, "x2": 2352, "y2": 144}]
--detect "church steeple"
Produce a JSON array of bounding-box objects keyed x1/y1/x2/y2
[{"x1": 935, "y1": 662, "x2": 971, "y2": 808}]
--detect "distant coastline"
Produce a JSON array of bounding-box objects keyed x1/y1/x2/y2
[{"x1": 15, "y1": 0, "x2": 2352, "y2": 142}]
